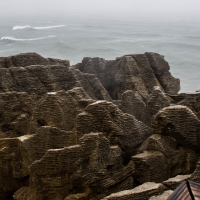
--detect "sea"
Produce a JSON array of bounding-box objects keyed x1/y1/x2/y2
[{"x1": 0, "y1": 14, "x2": 200, "y2": 93}]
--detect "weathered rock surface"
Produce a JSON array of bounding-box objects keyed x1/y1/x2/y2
[
  {"x1": 162, "y1": 174, "x2": 192, "y2": 190},
  {"x1": 0, "y1": 92, "x2": 34, "y2": 138},
  {"x1": 1, "y1": 52, "x2": 199, "y2": 200},
  {"x1": 102, "y1": 182, "x2": 165, "y2": 200},
  {"x1": 0, "y1": 52, "x2": 70, "y2": 68},
  {"x1": 152, "y1": 105, "x2": 200, "y2": 150},
  {"x1": 76, "y1": 100, "x2": 152, "y2": 161},
  {"x1": 133, "y1": 134, "x2": 196, "y2": 184},
  {"x1": 149, "y1": 190, "x2": 173, "y2": 200},
  {"x1": 75, "y1": 53, "x2": 180, "y2": 100},
  {"x1": 13, "y1": 133, "x2": 135, "y2": 200}
]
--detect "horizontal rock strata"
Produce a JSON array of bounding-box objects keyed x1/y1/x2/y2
[{"x1": 0, "y1": 52, "x2": 199, "y2": 200}]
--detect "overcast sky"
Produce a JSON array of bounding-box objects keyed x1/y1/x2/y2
[{"x1": 1, "y1": 0, "x2": 200, "y2": 20}]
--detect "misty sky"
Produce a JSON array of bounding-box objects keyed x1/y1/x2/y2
[{"x1": 1, "y1": 0, "x2": 200, "y2": 20}]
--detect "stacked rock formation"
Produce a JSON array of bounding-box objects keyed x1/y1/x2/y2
[{"x1": 0, "y1": 52, "x2": 199, "y2": 200}]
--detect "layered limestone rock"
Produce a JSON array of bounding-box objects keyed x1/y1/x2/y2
[
  {"x1": 170, "y1": 91, "x2": 200, "y2": 119},
  {"x1": 152, "y1": 105, "x2": 200, "y2": 151},
  {"x1": 75, "y1": 53, "x2": 180, "y2": 100},
  {"x1": 145, "y1": 52, "x2": 180, "y2": 95},
  {"x1": 0, "y1": 52, "x2": 70, "y2": 68},
  {"x1": 102, "y1": 182, "x2": 165, "y2": 200},
  {"x1": 1, "y1": 52, "x2": 199, "y2": 200},
  {"x1": 0, "y1": 92, "x2": 34, "y2": 138},
  {"x1": 132, "y1": 134, "x2": 196, "y2": 184},
  {"x1": 76, "y1": 100, "x2": 152, "y2": 161},
  {"x1": 0, "y1": 126, "x2": 77, "y2": 200},
  {"x1": 13, "y1": 133, "x2": 135, "y2": 200}
]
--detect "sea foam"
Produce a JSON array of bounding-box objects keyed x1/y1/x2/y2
[
  {"x1": 1, "y1": 35, "x2": 56, "y2": 41},
  {"x1": 12, "y1": 25, "x2": 31, "y2": 30},
  {"x1": 12, "y1": 25, "x2": 66, "y2": 30}
]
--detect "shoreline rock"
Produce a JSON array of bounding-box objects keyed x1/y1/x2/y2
[{"x1": 0, "y1": 52, "x2": 199, "y2": 200}]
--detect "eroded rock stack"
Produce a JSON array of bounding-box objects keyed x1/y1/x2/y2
[{"x1": 0, "y1": 52, "x2": 199, "y2": 200}]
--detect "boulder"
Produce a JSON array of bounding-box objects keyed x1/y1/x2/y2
[
  {"x1": 152, "y1": 105, "x2": 200, "y2": 151},
  {"x1": 133, "y1": 134, "x2": 197, "y2": 183}
]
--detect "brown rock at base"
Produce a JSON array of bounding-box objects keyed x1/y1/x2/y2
[
  {"x1": 149, "y1": 190, "x2": 173, "y2": 200},
  {"x1": 14, "y1": 133, "x2": 135, "y2": 200},
  {"x1": 134, "y1": 134, "x2": 197, "y2": 184},
  {"x1": 101, "y1": 182, "x2": 165, "y2": 200},
  {"x1": 162, "y1": 174, "x2": 192, "y2": 190}
]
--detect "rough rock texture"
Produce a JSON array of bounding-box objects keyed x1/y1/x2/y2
[
  {"x1": 1, "y1": 52, "x2": 199, "y2": 200},
  {"x1": 0, "y1": 92, "x2": 34, "y2": 138},
  {"x1": 119, "y1": 90, "x2": 146, "y2": 121},
  {"x1": 152, "y1": 105, "x2": 200, "y2": 150},
  {"x1": 0, "y1": 126, "x2": 77, "y2": 200},
  {"x1": 102, "y1": 182, "x2": 165, "y2": 200},
  {"x1": 76, "y1": 100, "x2": 152, "y2": 161},
  {"x1": 191, "y1": 159, "x2": 200, "y2": 183},
  {"x1": 132, "y1": 134, "x2": 196, "y2": 184},
  {"x1": 141, "y1": 86, "x2": 171, "y2": 125},
  {"x1": 145, "y1": 52, "x2": 180, "y2": 95},
  {"x1": 162, "y1": 174, "x2": 192, "y2": 190},
  {"x1": 13, "y1": 133, "x2": 135, "y2": 200},
  {"x1": 149, "y1": 190, "x2": 173, "y2": 200},
  {"x1": 170, "y1": 92, "x2": 200, "y2": 119},
  {"x1": 75, "y1": 53, "x2": 180, "y2": 100},
  {"x1": 0, "y1": 52, "x2": 70, "y2": 68}
]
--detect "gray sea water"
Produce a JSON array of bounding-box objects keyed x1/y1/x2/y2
[{"x1": 0, "y1": 15, "x2": 200, "y2": 92}]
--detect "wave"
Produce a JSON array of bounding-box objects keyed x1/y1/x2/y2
[
  {"x1": 33, "y1": 25, "x2": 66, "y2": 30},
  {"x1": 1, "y1": 35, "x2": 56, "y2": 41},
  {"x1": 13, "y1": 25, "x2": 66, "y2": 30},
  {"x1": 12, "y1": 25, "x2": 31, "y2": 30}
]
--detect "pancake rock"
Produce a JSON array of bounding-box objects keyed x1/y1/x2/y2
[
  {"x1": 2, "y1": 52, "x2": 199, "y2": 200},
  {"x1": 75, "y1": 53, "x2": 180, "y2": 100},
  {"x1": 76, "y1": 100, "x2": 152, "y2": 161},
  {"x1": 152, "y1": 105, "x2": 200, "y2": 150}
]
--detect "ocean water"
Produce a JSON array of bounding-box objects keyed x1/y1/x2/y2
[{"x1": 0, "y1": 15, "x2": 200, "y2": 92}]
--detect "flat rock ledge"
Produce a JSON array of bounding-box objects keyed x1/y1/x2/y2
[{"x1": 0, "y1": 52, "x2": 199, "y2": 200}]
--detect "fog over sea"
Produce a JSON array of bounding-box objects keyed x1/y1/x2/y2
[{"x1": 0, "y1": 13, "x2": 200, "y2": 92}]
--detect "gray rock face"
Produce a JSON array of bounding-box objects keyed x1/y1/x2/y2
[
  {"x1": 0, "y1": 52, "x2": 197, "y2": 200},
  {"x1": 75, "y1": 53, "x2": 180, "y2": 100},
  {"x1": 145, "y1": 52, "x2": 180, "y2": 95}
]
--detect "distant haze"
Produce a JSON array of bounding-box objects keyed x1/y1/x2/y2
[{"x1": 1, "y1": 0, "x2": 200, "y2": 20}]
